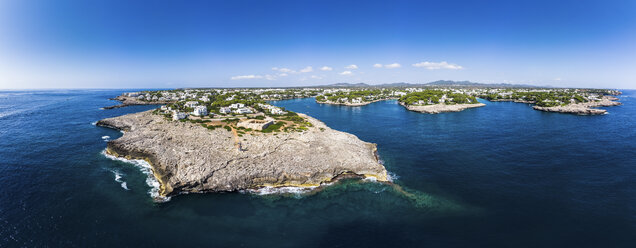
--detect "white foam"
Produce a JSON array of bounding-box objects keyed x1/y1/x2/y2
[
  {"x1": 111, "y1": 170, "x2": 130, "y2": 191},
  {"x1": 102, "y1": 150, "x2": 170, "y2": 202},
  {"x1": 101, "y1": 136, "x2": 110, "y2": 142},
  {"x1": 245, "y1": 185, "x2": 317, "y2": 195},
  {"x1": 386, "y1": 171, "x2": 399, "y2": 182},
  {"x1": 91, "y1": 121, "x2": 97, "y2": 126}
]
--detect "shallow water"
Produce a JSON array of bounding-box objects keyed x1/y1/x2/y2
[{"x1": 1, "y1": 89, "x2": 635, "y2": 247}]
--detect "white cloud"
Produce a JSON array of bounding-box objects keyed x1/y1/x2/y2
[
  {"x1": 272, "y1": 67, "x2": 295, "y2": 73},
  {"x1": 264, "y1": 74, "x2": 276, "y2": 81},
  {"x1": 345, "y1": 64, "x2": 358, "y2": 69},
  {"x1": 373, "y1": 63, "x2": 382, "y2": 68},
  {"x1": 231, "y1": 75, "x2": 263, "y2": 80},
  {"x1": 339, "y1": 70, "x2": 353, "y2": 75},
  {"x1": 300, "y1": 66, "x2": 313, "y2": 73},
  {"x1": 320, "y1": 66, "x2": 333, "y2": 71},
  {"x1": 278, "y1": 73, "x2": 288, "y2": 77},
  {"x1": 412, "y1": 61, "x2": 463, "y2": 70},
  {"x1": 311, "y1": 75, "x2": 322, "y2": 79},
  {"x1": 384, "y1": 63, "x2": 401, "y2": 69}
]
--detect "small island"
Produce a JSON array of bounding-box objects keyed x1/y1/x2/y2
[
  {"x1": 398, "y1": 89, "x2": 485, "y2": 114},
  {"x1": 98, "y1": 89, "x2": 388, "y2": 200}
]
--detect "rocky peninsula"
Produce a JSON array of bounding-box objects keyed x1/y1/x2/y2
[
  {"x1": 399, "y1": 101, "x2": 485, "y2": 114},
  {"x1": 103, "y1": 95, "x2": 174, "y2": 109},
  {"x1": 532, "y1": 95, "x2": 621, "y2": 115},
  {"x1": 97, "y1": 110, "x2": 388, "y2": 199}
]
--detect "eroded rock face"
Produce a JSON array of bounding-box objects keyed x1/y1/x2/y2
[
  {"x1": 532, "y1": 96, "x2": 622, "y2": 115},
  {"x1": 97, "y1": 110, "x2": 388, "y2": 197}
]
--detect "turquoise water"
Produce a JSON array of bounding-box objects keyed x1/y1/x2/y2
[{"x1": 1, "y1": 89, "x2": 635, "y2": 247}]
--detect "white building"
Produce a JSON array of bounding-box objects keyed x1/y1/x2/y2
[
  {"x1": 220, "y1": 107, "x2": 232, "y2": 114},
  {"x1": 192, "y1": 106, "x2": 208, "y2": 116},
  {"x1": 229, "y1": 103, "x2": 245, "y2": 109},
  {"x1": 234, "y1": 107, "x2": 253, "y2": 114},
  {"x1": 270, "y1": 108, "x2": 285, "y2": 115},
  {"x1": 172, "y1": 112, "x2": 187, "y2": 120},
  {"x1": 185, "y1": 101, "x2": 199, "y2": 108}
]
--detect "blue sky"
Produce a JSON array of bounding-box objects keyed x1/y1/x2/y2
[{"x1": 0, "y1": 0, "x2": 635, "y2": 89}]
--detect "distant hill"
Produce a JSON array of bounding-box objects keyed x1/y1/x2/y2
[{"x1": 317, "y1": 80, "x2": 545, "y2": 88}]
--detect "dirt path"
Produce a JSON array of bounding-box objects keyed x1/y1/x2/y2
[{"x1": 230, "y1": 127, "x2": 241, "y2": 150}]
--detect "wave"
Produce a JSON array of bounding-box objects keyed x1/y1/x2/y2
[
  {"x1": 101, "y1": 136, "x2": 110, "y2": 142},
  {"x1": 91, "y1": 121, "x2": 97, "y2": 126},
  {"x1": 244, "y1": 185, "x2": 318, "y2": 195},
  {"x1": 111, "y1": 170, "x2": 129, "y2": 190},
  {"x1": 101, "y1": 150, "x2": 170, "y2": 202},
  {"x1": 387, "y1": 171, "x2": 399, "y2": 182}
]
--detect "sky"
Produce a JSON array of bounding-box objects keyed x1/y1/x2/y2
[{"x1": 0, "y1": 0, "x2": 635, "y2": 89}]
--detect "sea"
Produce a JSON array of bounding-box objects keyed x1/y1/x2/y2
[{"x1": 1, "y1": 89, "x2": 635, "y2": 247}]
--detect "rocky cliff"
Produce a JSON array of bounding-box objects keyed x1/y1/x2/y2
[{"x1": 97, "y1": 110, "x2": 388, "y2": 198}]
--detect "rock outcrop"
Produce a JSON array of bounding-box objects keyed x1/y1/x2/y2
[
  {"x1": 399, "y1": 102, "x2": 486, "y2": 114},
  {"x1": 532, "y1": 96, "x2": 621, "y2": 115},
  {"x1": 97, "y1": 110, "x2": 388, "y2": 198},
  {"x1": 103, "y1": 95, "x2": 174, "y2": 109}
]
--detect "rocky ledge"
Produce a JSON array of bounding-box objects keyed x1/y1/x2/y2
[
  {"x1": 532, "y1": 96, "x2": 621, "y2": 115},
  {"x1": 399, "y1": 101, "x2": 486, "y2": 114},
  {"x1": 97, "y1": 110, "x2": 388, "y2": 198},
  {"x1": 103, "y1": 95, "x2": 174, "y2": 109}
]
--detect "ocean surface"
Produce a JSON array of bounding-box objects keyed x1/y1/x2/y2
[{"x1": 1, "y1": 89, "x2": 635, "y2": 247}]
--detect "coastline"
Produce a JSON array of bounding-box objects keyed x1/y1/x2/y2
[
  {"x1": 532, "y1": 96, "x2": 621, "y2": 115},
  {"x1": 103, "y1": 95, "x2": 174, "y2": 109},
  {"x1": 316, "y1": 98, "x2": 394, "y2": 106},
  {"x1": 398, "y1": 101, "x2": 486, "y2": 114},
  {"x1": 97, "y1": 109, "x2": 389, "y2": 200}
]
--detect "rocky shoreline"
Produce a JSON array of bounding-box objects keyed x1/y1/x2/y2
[
  {"x1": 97, "y1": 110, "x2": 388, "y2": 199},
  {"x1": 103, "y1": 95, "x2": 174, "y2": 109},
  {"x1": 398, "y1": 101, "x2": 486, "y2": 114},
  {"x1": 532, "y1": 96, "x2": 621, "y2": 115},
  {"x1": 316, "y1": 98, "x2": 391, "y2": 106}
]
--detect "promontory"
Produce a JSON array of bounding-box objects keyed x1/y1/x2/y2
[{"x1": 98, "y1": 101, "x2": 388, "y2": 198}]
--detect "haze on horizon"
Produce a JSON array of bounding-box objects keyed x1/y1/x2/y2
[{"x1": 0, "y1": 0, "x2": 635, "y2": 89}]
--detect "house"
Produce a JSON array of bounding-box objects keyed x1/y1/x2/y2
[
  {"x1": 220, "y1": 107, "x2": 232, "y2": 114},
  {"x1": 185, "y1": 101, "x2": 199, "y2": 108},
  {"x1": 270, "y1": 108, "x2": 285, "y2": 115},
  {"x1": 192, "y1": 106, "x2": 208, "y2": 116},
  {"x1": 229, "y1": 103, "x2": 245, "y2": 109},
  {"x1": 234, "y1": 107, "x2": 253, "y2": 114},
  {"x1": 172, "y1": 112, "x2": 187, "y2": 120}
]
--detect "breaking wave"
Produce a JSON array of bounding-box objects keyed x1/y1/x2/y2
[
  {"x1": 101, "y1": 136, "x2": 110, "y2": 142},
  {"x1": 101, "y1": 150, "x2": 170, "y2": 202},
  {"x1": 244, "y1": 186, "x2": 318, "y2": 195},
  {"x1": 111, "y1": 170, "x2": 129, "y2": 190}
]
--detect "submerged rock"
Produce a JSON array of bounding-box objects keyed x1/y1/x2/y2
[{"x1": 97, "y1": 110, "x2": 388, "y2": 197}]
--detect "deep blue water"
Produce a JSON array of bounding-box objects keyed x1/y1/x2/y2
[{"x1": 1, "y1": 89, "x2": 635, "y2": 247}]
